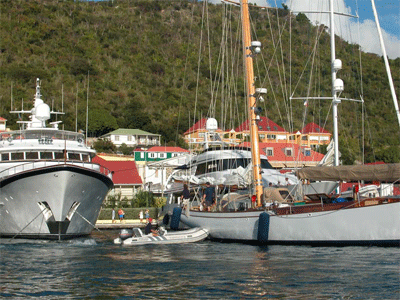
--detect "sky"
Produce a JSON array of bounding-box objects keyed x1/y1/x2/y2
[{"x1": 208, "y1": 0, "x2": 400, "y2": 59}]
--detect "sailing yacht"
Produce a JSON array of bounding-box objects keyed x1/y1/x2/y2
[
  {"x1": 171, "y1": 0, "x2": 400, "y2": 246},
  {"x1": 0, "y1": 79, "x2": 114, "y2": 239}
]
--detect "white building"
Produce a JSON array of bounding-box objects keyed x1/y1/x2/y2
[{"x1": 100, "y1": 128, "x2": 161, "y2": 148}]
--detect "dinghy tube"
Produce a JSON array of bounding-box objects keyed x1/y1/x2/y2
[
  {"x1": 170, "y1": 207, "x2": 182, "y2": 230},
  {"x1": 257, "y1": 212, "x2": 270, "y2": 243}
]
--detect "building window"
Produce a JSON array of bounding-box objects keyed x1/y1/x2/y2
[
  {"x1": 114, "y1": 135, "x2": 119, "y2": 142},
  {"x1": 288, "y1": 135, "x2": 295, "y2": 140},
  {"x1": 265, "y1": 148, "x2": 274, "y2": 156},
  {"x1": 302, "y1": 135, "x2": 308, "y2": 140},
  {"x1": 285, "y1": 148, "x2": 293, "y2": 157},
  {"x1": 172, "y1": 153, "x2": 178, "y2": 157},
  {"x1": 128, "y1": 135, "x2": 132, "y2": 141},
  {"x1": 259, "y1": 134, "x2": 265, "y2": 140},
  {"x1": 158, "y1": 153, "x2": 167, "y2": 159},
  {"x1": 304, "y1": 148, "x2": 311, "y2": 156},
  {"x1": 149, "y1": 153, "x2": 156, "y2": 159},
  {"x1": 140, "y1": 152, "x2": 145, "y2": 159},
  {"x1": 267, "y1": 134, "x2": 276, "y2": 139}
]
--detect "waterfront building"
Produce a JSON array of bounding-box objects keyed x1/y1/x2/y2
[{"x1": 93, "y1": 154, "x2": 142, "y2": 200}]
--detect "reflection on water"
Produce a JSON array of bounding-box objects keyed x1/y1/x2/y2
[{"x1": 1, "y1": 231, "x2": 399, "y2": 299}]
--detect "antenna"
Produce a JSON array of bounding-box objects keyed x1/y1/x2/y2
[
  {"x1": 76, "y1": 83, "x2": 78, "y2": 132},
  {"x1": 10, "y1": 82, "x2": 13, "y2": 111},
  {"x1": 62, "y1": 84, "x2": 64, "y2": 113},
  {"x1": 86, "y1": 72, "x2": 89, "y2": 147}
]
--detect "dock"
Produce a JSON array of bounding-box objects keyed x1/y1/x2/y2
[{"x1": 95, "y1": 219, "x2": 156, "y2": 230}]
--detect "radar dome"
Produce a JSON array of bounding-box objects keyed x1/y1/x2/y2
[
  {"x1": 35, "y1": 103, "x2": 50, "y2": 121},
  {"x1": 206, "y1": 118, "x2": 218, "y2": 131}
]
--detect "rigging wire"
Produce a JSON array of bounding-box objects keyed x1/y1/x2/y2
[{"x1": 175, "y1": 1, "x2": 196, "y2": 147}]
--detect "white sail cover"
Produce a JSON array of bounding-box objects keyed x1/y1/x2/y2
[{"x1": 317, "y1": 140, "x2": 338, "y2": 166}]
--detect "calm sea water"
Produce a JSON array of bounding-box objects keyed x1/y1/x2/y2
[{"x1": 1, "y1": 230, "x2": 399, "y2": 299}]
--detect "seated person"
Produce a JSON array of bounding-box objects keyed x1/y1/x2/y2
[{"x1": 144, "y1": 218, "x2": 158, "y2": 236}]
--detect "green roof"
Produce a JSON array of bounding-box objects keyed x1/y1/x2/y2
[{"x1": 102, "y1": 128, "x2": 160, "y2": 137}]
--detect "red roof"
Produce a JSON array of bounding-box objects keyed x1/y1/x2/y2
[
  {"x1": 0, "y1": 117, "x2": 7, "y2": 121},
  {"x1": 92, "y1": 156, "x2": 142, "y2": 185},
  {"x1": 146, "y1": 146, "x2": 190, "y2": 153},
  {"x1": 239, "y1": 142, "x2": 324, "y2": 163},
  {"x1": 301, "y1": 122, "x2": 330, "y2": 134},
  {"x1": 235, "y1": 116, "x2": 286, "y2": 132}
]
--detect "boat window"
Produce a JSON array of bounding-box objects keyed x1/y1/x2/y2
[
  {"x1": 206, "y1": 162, "x2": 219, "y2": 173},
  {"x1": 40, "y1": 152, "x2": 53, "y2": 160},
  {"x1": 195, "y1": 163, "x2": 206, "y2": 175},
  {"x1": 11, "y1": 153, "x2": 24, "y2": 160},
  {"x1": 221, "y1": 158, "x2": 249, "y2": 171},
  {"x1": 54, "y1": 152, "x2": 64, "y2": 160},
  {"x1": 26, "y1": 152, "x2": 39, "y2": 160},
  {"x1": 68, "y1": 153, "x2": 80, "y2": 161},
  {"x1": 1, "y1": 153, "x2": 10, "y2": 161},
  {"x1": 82, "y1": 154, "x2": 90, "y2": 162},
  {"x1": 261, "y1": 159, "x2": 273, "y2": 169}
]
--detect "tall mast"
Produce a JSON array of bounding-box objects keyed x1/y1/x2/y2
[
  {"x1": 329, "y1": 0, "x2": 341, "y2": 166},
  {"x1": 370, "y1": 0, "x2": 400, "y2": 128},
  {"x1": 241, "y1": 0, "x2": 263, "y2": 205}
]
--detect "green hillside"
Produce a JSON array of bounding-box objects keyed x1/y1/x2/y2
[{"x1": 0, "y1": 0, "x2": 399, "y2": 163}]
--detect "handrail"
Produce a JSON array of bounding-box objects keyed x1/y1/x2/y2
[{"x1": 0, "y1": 160, "x2": 112, "y2": 178}]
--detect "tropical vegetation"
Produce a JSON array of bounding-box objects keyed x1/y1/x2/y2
[{"x1": 0, "y1": 0, "x2": 398, "y2": 163}]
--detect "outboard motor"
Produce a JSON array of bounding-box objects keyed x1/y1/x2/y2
[{"x1": 119, "y1": 229, "x2": 133, "y2": 241}]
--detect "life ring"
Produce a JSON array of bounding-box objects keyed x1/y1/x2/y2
[{"x1": 77, "y1": 138, "x2": 83, "y2": 143}]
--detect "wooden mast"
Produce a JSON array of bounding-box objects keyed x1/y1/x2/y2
[{"x1": 241, "y1": 0, "x2": 263, "y2": 206}]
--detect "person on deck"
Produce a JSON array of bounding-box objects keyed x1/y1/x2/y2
[
  {"x1": 181, "y1": 184, "x2": 191, "y2": 202},
  {"x1": 202, "y1": 182, "x2": 215, "y2": 211}
]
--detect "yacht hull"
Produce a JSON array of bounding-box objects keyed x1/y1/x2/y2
[
  {"x1": 0, "y1": 165, "x2": 113, "y2": 240},
  {"x1": 179, "y1": 201, "x2": 400, "y2": 246}
]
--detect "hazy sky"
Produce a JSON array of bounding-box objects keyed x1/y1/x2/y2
[{"x1": 208, "y1": 0, "x2": 400, "y2": 59}]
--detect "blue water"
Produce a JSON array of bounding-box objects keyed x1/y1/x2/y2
[{"x1": 1, "y1": 231, "x2": 399, "y2": 299}]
